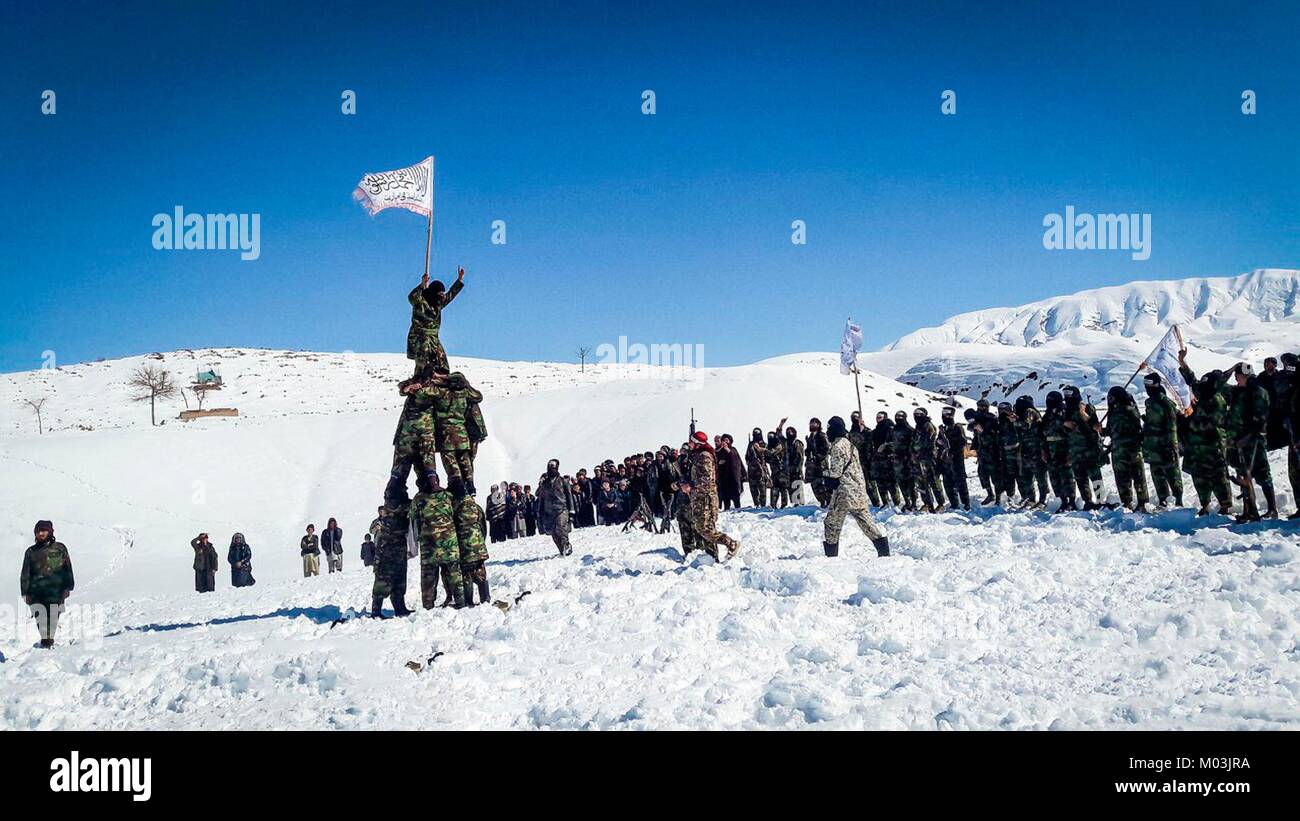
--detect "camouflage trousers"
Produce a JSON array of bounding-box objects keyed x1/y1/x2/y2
[
  {"x1": 1146, "y1": 458, "x2": 1184, "y2": 505},
  {"x1": 372, "y1": 556, "x2": 408, "y2": 605},
  {"x1": 824, "y1": 498, "x2": 885, "y2": 546},
  {"x1": 1229, "y1": 438, "x2": 1273, "y2": 490},
  {"x1": 863, "y1": 471, "x2": 884, "y2": 507},
  {"x1": 748, "y1": 479, "x2": 768, "y2": 507},
  {"x1": 977, "y1": 457, "x2": 996, "y2": 493},
  {"x1": 1048, "y1": 464, "x2": 1076, "y2": 505},
  {"x1": 1112, "y1": 454, "x2": 1150, "y2": 508},
  {"x1": 408, "y1": 329, "x2": 450, "y2": 374},
  {"x1": 939, "y1": 458, "x2": 970, "y2": 508},
  {"x1": 1190, "y1": 469, "x2": 1233, "y2": 511},
  {"x1": 677, "y1": 513, "x2": 700, "y2": 557},
  {"x1": 461, "y1": 560, "x2": 489, "y2": 605},
  {"x1": 1019, "y1": 461, "x2": 1050, "y2": 505},
  {"x1": 689, "y1": 495, "x2": 737, "y2": 557},
  {"x1": 1070, "y1": 461, "x2": 1097, "y2": 506},
  {"x1": 440, "y1": 449, "x2": 475, "y2": 490},
  {"x1": 914, "y1": 461, "x2": 942, "y2": 509},
  {"x1": 420, "y1": 538, "x2": 462, "y2": 610},
  {"x1": 387, "y1": 448, "x2": 439, "y2": 504},
  {"x1": 872, "y1": 464, "x2": 900, "y2": 506},
  {"x1": 764, "y1": 480, "x2": 785, "y2": 506},
  {"x1": 892, "y1": 463, "x2": 917, "y2": 508}
]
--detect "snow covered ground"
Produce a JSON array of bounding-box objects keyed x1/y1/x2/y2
[
  {"x1": 1, "y1": 326, "x2": 1297, "y2": 729},
  {"x1": 1, "y1": 503, "x2": 1295, "y2": 730}
]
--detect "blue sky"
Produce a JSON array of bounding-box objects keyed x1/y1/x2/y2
[{"x1": 1, "y1": 0, "x2": 1297, "y2": 373}]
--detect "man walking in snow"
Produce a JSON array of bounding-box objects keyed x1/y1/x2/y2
[
  {"x1": 822, "y1": 416, "x2": 890, "y2": 558},
  {"x1": 686, "y1": 431, "x2": 740, "y2": 560},
  {"x1": 537, "y1": 459, "x2": 574, "y2": 556},
  {"x1": 21, "y1": 520, "x2": 74, "y2": 649}
]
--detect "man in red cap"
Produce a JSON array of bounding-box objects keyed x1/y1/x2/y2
[{"x1": 686, "y1": 431, "x2": 740, "y2": 561}]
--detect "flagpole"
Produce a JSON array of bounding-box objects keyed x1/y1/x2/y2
[
  {"x1": 853, "y1": 365, "x2": 863, "y2": 418},
  {"x1": 424, "y1": 210, "x2": 433, "y2": 277}
]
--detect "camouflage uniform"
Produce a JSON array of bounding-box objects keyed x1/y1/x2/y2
[
  {"x1": 744, "y1": 436, "x2": 769, "y2": 507},
  {"x1": 1182, "y1": 380, "x2": 1233, "y2": 512},
  {"x1": 870, "y1": 419, "x2": 900, "y2": 506},
  {"x1": 21, "y1": 526, "x2": 74, "y2": 645},
  {"x1": 805, "y1": 427, "x2": 831, "y2": 507},
  {"x1": 409, "y1": 372, "x2": 484, "y2": 495},
  {"x1": 823, "y1": 436, "x2": 886, "y2": 549},
  {"x1": 673, "y1": 489, "x2": 700, "y2": 557},
  {"x1": 455, "y1": 495, "x2": 490, "y2": 606},
  {"x1": 938, "y1": 416, "x2": 970, "y2": 509},
  {"x1": 389, "y1": 385, "x2": 439, "y2": 503},
  {"x1": 1041, "y1": 404, "x2": 1076, "y2": 508},
  {"x1": 689, "y1": 445, "x2": 738, "y2": 558},
  {"x1": 1141, "y1": 389, "x2": 1184, "y2": 506},
  {"x1": 466, "y1": 396, "x2": 488, "y2": 474},
  {"x1": 909, "y1": 414, "x2": 943, "y2": 511},
  {"x1": 1225, "y1": 375, "x2": 1275, "y2": 517},
  {"x1": 1062, "y1": 399, "x2": 1100, "y2": 506},
  {"x1": 372, "y1": 498, "x2": 411, "y2": 615},
  {"x1": 407, "y1": 279, "x2": 464, "y2": 372},
  {"x1": 889, "y1": 416, "x2": 917, "y2": 509},
  {"x1": 784, "y1": 434, "x2": 805, "y2": 505},
  {"x1": 971, "y1": 411, "x2": 1002, "y2": 502},
  {"x1": 412, "y1": 490, "x2": 462, "y2": 609},
  {"x1": 765, "y1": 437, "x2": 789, "y2": 508},
  {"x1": 1104, "y1": 396, "x2": 1150, "y2": 509},
  {"x1": 997, "y1": 408, "x2": 1031, "y2": 503},
  {"x1": 1016, "y1": 406, "x2": 1050, "y2": 505},
  {"x1": 848, "y1": 420, "x2": 883, "y2": 506}
]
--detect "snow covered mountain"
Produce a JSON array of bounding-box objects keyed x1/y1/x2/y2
[{"x1": 868, "y1": 268, "x2": 1300, "y2": 403}]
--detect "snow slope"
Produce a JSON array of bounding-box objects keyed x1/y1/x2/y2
[
  {"x1": 1, "y1": 346, "x2": 1297, "y2": 730},
  {"x1": 868, "y1": 268, "x2": 1300, "y2": 403}
]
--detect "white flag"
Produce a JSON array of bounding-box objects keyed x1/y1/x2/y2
[
  {"x1": 840, "y1": 319, "x2": 863, "y2": 375},
  {"x1": 353, "y1": 156, "x2": 434, "y2": 218},
  {"x1": 1142, "y1": 325, "x2": 1191, "y2": 412}
]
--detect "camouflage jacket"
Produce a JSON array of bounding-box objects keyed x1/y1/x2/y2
[
  {"x1": 375, "y1": 501, "x2": 411, "y2": 564},
  {"x1": 889, "y1": 422, "x2": 915, "y2": 465},
  {"x1": 911, "y1": 419, "x2": 939, "y2": 463},
  {"x1": 1064, "y1": 402, "x2": 1103, "y2": 467},
  {"x1": 465, "y1": 398, "x2": 488, "y2": 444},
  {"x1": 804, "y1": 431, "x2": 830, "y2": 480},
  {"x1": 1104, "y1": 402, "x2": 1144, "y2": 460},
  {"x1": 410, "y1": 373, "x2": 484, "y2": 452},
  {"x1": 1141, "y1": 391, "x2": 1181, "y2": 464},
  {"x1": 745, "y1": 441, "x2": 769, "y2": 482},
  {"x1": 690, "y1": 448, "x2": 720, "y2": 504},
  {"x1": 1017, "y1": 409, "x2": 1047, "y2": 467},
  {"x1": 1184, "y1": 391, "x2": 1228, "y2": 473},
  {"x1": 847, "y1": 425, "x2": 873, "y2": 468},
  {"x1": 785, "y1": 437, "x2": 805, "y2": 480},
  {"x1": 1042, "y1": 410, "x2": 1072, "y2": 467},
  {"x1": 412, "y1": 490, "x2": 460, "y2": 564},
  {"x1": 407, "y1": 280, "x2": 463, "y2": 337},
  {"x1": 1225, "y1": 381, "x2": 1269, "y2": 442},
  {"x1": 455, "y1": 496, "x2": 489, "y2": 564},
  {"x1": 765, "y1": 439, "x2": 788, "y2": 483},
  {"x1": 940, "y1": 421, "x2": 967, "y2": 464},
  {"x1": 825, "y1": 437, "x2": 870, "y2": 509},
  {"x1": 21, "y1": 539, "x2": 75, "y2": 603}
]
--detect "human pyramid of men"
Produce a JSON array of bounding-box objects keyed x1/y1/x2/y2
[{"x1": 369, "y1": 267, "x2": 491, "y2": 616}]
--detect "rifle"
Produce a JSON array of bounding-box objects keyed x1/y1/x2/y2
[{"x1": 689, "y1": 407, "x2": 696, "y2": 439}]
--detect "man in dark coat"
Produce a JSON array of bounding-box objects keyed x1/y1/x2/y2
[
  {"x1": 191, "y1": 533, "x2": 219, "y2": 592},
  {"x1": 227, "y1": 533, "x2": 255, "y2": 587},
  {"x1": 21, "y1": 520, "x2": 74, "y2": 648},
  {"x1": 716, "y1": 434, "x2": 746, "y2": 510},
  {"x1": 321, "y1": 518, "x2": 344, "y2": 573},
  {"x1": 537, "y1": 459, "x2": 575, "y2": 556}
]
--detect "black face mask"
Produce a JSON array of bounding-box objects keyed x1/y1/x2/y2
[{"x1": 1145, "y1": 386, "x2": 1162, "y2": 400}]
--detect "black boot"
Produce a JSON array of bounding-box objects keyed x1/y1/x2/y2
[
  {"x1": 450, "y1": 582, "x2": 467, "y2": 609},
  {"x1": 462, "y1": 581, "x2": 476, "y2": 607},
  {"x1": 823, "y1": 540, "x2": 838, "y2": 557},
  {"x1": 392, "y1": 595, "x2": 412, "y2": 617},
  {"x1": 1263, "y1": 486, "x2": 1279, "y2": 519},
  {"x1": 40, "y1": 638, "x2": 54, "y2": 649},
  {"x1": 371, "y1": 595, "x2": 388, "y2": 619},
  {"x1": 872, "y1": 537, "x2": 890, "y2": 557}
]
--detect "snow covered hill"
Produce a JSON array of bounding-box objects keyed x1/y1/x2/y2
[{"x1": 868, "y1": 268, "x2": 1300, "y2": 403}]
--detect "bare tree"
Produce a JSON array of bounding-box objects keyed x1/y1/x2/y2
[
  {"x1": 23, "y1": 397, "x2": 48, "y2": 435},
  {"x1": 127, "y1": 365, "x2": 178, "y2": 426},
  {"x1": 577, "y1": 346, "x2": 591, "y2": 373}
]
